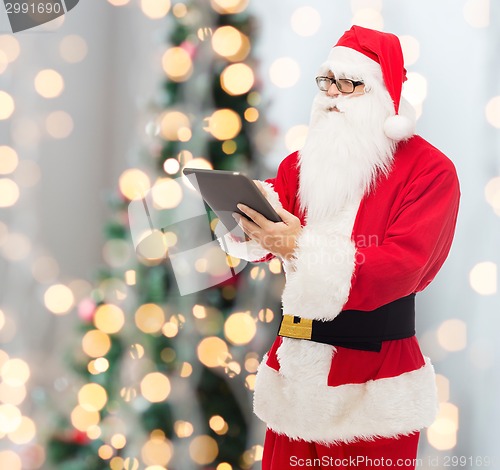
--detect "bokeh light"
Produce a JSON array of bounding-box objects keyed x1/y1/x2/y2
[
  {"x1": 0, "y1": 91, "x2": 15, "y2": 120},
  {"x1": 0, "y1": 35, "x2": 20, "y2": 63},
  {"x1": 78, "y1": 383, "x2": 108, "y2": 411},
  {"x1": 119, "y1": 168, "x2": 151, "y2": 200},
  {"x1": 224, "y1": 312, "x2": 256, "y2": 345},
  {"x1": 463, "y1": 0, "x2": 490, "y2": 28},
  {"x1": 0, "y1": 404, "x2": 22, "y2": 433},
  {"x1": 427, "y1": 402, "x2": 459, "y2": 450},
  {"x1": 162, "y1": 47, "x2": 193, "y2": 82},
  {"x1": 352, "y1": 8, "x2": 384, "y2": 30},
  {"x1": 141, "y1": 0, "x2": 171, "y2": 19},
  {"x1": 1, "y1": 358, "x2": 30, "y2": 387},
  {"x1": 0, "y1": 146, "x2": 18, "y2": 175},
  {"x1": 44, "y1": 284, "x2": 75, "y2": 315},
  {"x1": 174, "y1": 420, "x2": 194, "y2": 438},
  {"x1": 197, "y1": 337, "x2": 229, "y2": 367},
  {"x1": 135, "y1": 303, "x2": 165, "y2": 333},
  {"x1": 34, "y1": 69, "x2": 64, "y2": 99},
  {"x1": 437, "y1": 319, "x2": 467, "y2": 352},
  {"x1": 140, "y1": 373, "x2": 171, "y2": 402},
  {"x1": 290, "y1": 6, "x2": 321, "y2": 37},
  {"x1": 211, "y1": 0, "x2": 248, "y2": 14},
  {"x1": 107, "y1": 0, "x2": 130, "y2": 6},
  {"x1": 152, "y1": 178, "x2": 183, "y2": 209},
  {"x1": 94, "y1": 304, "x2": 125, "y2": 334},
  {"x1": 485, "y1": 96, "x2": 500, "y2": 128},
  {"x1": 285, "y1": 124, "x2": 308, "y2": 151},
  {"x1": 221, "y1": 63, "x2": 254, "y2": 96},
  {"x1": 8, "y1": 415, "x2": 36, "y2": 444},
  {"x1": 59, "y1": 35, "x2": 88, "y2": 63},
  {"x1": 141, "y1": 433, "x2": 173, "y2": 466},
  {"x1": 402, "y1": 72, "x2": 428, "y2": 107},
  {"x1": 485, "y1": 176, "x2": 500, "y2": 213},
  {"x1": 159, "y1": 111, "x2": 191, "y2": 141},
  {"x1": 46, "y1": 111, "x2": 74, "y2": 139},
  {"x1": 469, "y1": 261, "x2": 497, "y2": 295},
  {"x1": 0, "y1": 450, "x2": 22, "y2": 469},
  {"x1": 1, "y1": 232, "x2": 31, "y2": 261},
  {"x1": 399, "y1": 35, "x2": 420, "y2": 66},
  {"x1": 0, "y1": 179, "x2": 20, "y2": 207},
  {"x1": 211, "y1": 26, "x2": 250, "y2": 61},
  {"x1": 163, "y1": 158, "x2": 180, "y2": 175},
  {"x1": 82, "y1": 330, "x2": 111, "y2": 358},
  {"x1": 269, "y1": 58, "x2": 300, "y2": 88},
  {"x1": 71, "y1": 405, "x2": 100, "y2": 432},
  {"x1": 205, "y1": 109, "x2": 242, "y2": 140},
  {"x1": 189, "y1": 435, "x2": 218, "y2": 465}
]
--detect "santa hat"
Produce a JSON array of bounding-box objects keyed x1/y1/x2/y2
[{"x1": 325, "y1": 25, "x2": 415, "y2": 141}]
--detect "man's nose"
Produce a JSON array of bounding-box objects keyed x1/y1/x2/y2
[{"x1": 327, "y1": 81, "x2": 341, "y2": 97}]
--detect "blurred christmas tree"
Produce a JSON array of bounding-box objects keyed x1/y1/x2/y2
[{"x1": 46, "y1": 1, "x2": 283, "y2": 469}]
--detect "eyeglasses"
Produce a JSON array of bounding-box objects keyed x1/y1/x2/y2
[{"x1": 315, "y1": 76, "x2": 364, "y2": 94}]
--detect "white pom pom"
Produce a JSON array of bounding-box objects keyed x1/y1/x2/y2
[{"x1": 383, "y1": 114, "x2": 415, "y2": 141}]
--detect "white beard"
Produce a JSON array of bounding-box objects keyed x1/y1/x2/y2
[{"x1": 298, "y1": 85, "x2": 397, "y2": 223}]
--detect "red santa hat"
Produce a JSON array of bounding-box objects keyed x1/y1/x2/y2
[{"x1": 326, "y1": 25, "x2": 414, "y2": 141}]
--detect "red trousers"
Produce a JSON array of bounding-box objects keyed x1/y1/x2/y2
[{"x1": 262, "y1": 429, "x2": 420, "y2": 470}]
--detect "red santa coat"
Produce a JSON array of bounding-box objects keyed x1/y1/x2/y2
[{"x1": 221, "y1": 135, "x2": 460, "y2": 444}]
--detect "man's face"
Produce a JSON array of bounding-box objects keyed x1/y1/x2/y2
[{"x1": 324, "y1": 71, "x2": 366, "y2": 112}]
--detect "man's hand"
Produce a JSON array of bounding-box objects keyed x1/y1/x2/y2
[{"x1": 233, "y1": 203, "x2": 302, "y2": 261}]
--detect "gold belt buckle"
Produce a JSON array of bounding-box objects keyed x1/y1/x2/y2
[{"x1": 279, "y1": 315, "x2": 313, "y2": 340}]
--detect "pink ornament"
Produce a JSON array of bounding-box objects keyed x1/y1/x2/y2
[{"x1": 180, "y1": 40, "x2": 197, "y2": 59}]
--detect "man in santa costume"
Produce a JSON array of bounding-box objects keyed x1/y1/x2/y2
[{"x1": 219, "y1": 25, "x2": 460, "y2": 469}]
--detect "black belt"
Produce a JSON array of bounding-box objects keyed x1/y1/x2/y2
[{"x1": 278, "y1": 294, "x2": 416, "y2": 352}]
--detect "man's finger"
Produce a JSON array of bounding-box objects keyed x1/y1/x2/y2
[
  {"x1": 233, "y1": 213, "x2": 262, "y2": 239},
  {"x1": 237, "y1": 203, "x2": 273, "y2": 229},
  {"x1": 275, "y1": 205, "x2": 299, "y2": 225}
]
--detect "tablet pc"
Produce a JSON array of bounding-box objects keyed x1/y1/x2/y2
[{"x1": 182, "y1": 168, "x2": 282, "y2": 232}]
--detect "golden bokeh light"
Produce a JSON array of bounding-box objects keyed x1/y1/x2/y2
[
  {"x1": 172, "y1": 3, "x2": 187, "y2": 17},
  {"x1": 0, "y1": 146, "x2": 18, "y2": 174},
  {"x1": 34, "y1": 69, "x2": 64, "y2": 98},
  {"x1": 427, "y1": 402, "x2": 459, "y2": 450},
  {"x1": 8, "y1": 415, "x2": 36, "y2": 444},
  {"x1": 268, "y1": 258, "x2": 282, "y2": 274},
  {"x1": 107, "y1": 0, "x2": 130, "y2": 5},
  {"x1": 0, "y1": 178, "x2": 19, "y2": 207},
  {"x1": 78, "y1": 383, "x2": 108, "y2": 412},
  {"x1": 98, "y1": 444, "x2": 114, "y2": 460},
  {"x1": 205, "y1": 109, "x2": 242, "y2": 140},
  {"x1": 111, "y1": 433, "x2": 127, "y2": 449},
  {"x1": 222, "y1": 140, "x2": 237, "y2": 155},
  {"x1": 140, "y1": 373, "x2": 171, "y2": 403},
  {"x1": 110, "y1": 457, "x2": 124, "y2": 469},
  {"x1": 0, "y1": 35, "x2": 21, "y2": 63},
  {"x1": 0, "y1": 91, "x2": 15, "y2": 120},
  {"x1": 224, "y1": 312, "x2": 256, "y2": 345},
  {"x1": 352, "y1": 8, "x2": 384, "y2": 31},
  {"x1": 250, "y1": 266, "x2": 265, "y2": 280},
  {"x1": 71, "y1": 405, "x2": 100, "y2": 432},
  {"x1": 0, "y1": 404, "x2": 22, "y2": 433},
  {"x1": 436, "y1": 374, "x2": 450, "y2": 402},
  {"x1": 1, "y1": 358, "x2": 30, "y2": 387},
  {"x1": 211, "y1": 0, "x2": 248, "y2": 14},
  {"x1": 217, "y1": 463, "x2": 232, "y2": 470},
  {"x1": 257, "y1": 308, "x2": 274, "y2": 323},
  {"x1": 463, "y1": 0, "x2": 490, "y2": 28},
  {"x1": 0, "y1": 382, "x2": 26, "y2": 406},
  {"x1": 469, "y1": 261, "x2": 497, "y2": 295},
  {"x1": 44, "y1": 284, "x2": 75, "y2": 315},
  {"x1": 245, "y1": 374, "x2": 256, "y2": 391},
  {"x1": 59, "y1": 35, "x2": 88, "y2": 63},
  {"x1": 285, "y1": 124, "x2": 308, "y2": 152},
  {"x1": 244, "y1": 107, "x2": 259, "y2": 123},
  {"x1": 120, "y1": 386, "x2": 137, "y2": 403},
  {"x1": 179, "y1": 362, "x2": 193, "y2": 377},
  {"x1": 90, "y1": 357, "x2": 109, "y2": 374},
  {"x1": 189, "y1": 435, "x2": 219, "y2": 465},
  {"x1": 141, "y1": 434, "x2": 173, "y2": 466},
  {"x1": 437, "y1": 319, "x2": 467, "y2": 352},
  {"x1": 46, "y1": 110, "x2": 74, "y2": 139},
  {"x1": 197, "y1": 337, "x2": 229, "y2": 368},
  {"x1": 129, "y1": 343, "x2": 145, "y2": 359},
  {"x1": 0, "y1": 450, "x2": 22, "y2": 470},
  {"x1": 141, "y1": 0, "x2": 171, "y2": 19},
  {"x1": 399, "y1": 35, "x2": 420, "y2": 66},
  {"x1": 136, "y1": 230, "x2": 168, "y2": 261},
  {"x1": 162, "y1": 322, "x2": 178, "y2": 338},
  {"x1": 162, "y1": 47, "x2": 193, "y2": 82},
  {"x1": 209, "y1": 415, "x2": 226, "y2": 434},
  {"x1": 174, "y1": 420, "x2": 194, "y2": 438},
  {"x1": 290, "y1": 6, "x2": 321, "y2": 37},
  {"x1": 152, "y1": 178, "x2": 183, "y2": 209},
  {"x1": 135, "y1": 303, "x2": 165, "y2": 334},
  {"x1": 221, "y1": 63, "x2": 254, "y2": 96},
  {"x1": 485, "y1": 96, "x2": 500, "y2": 129},
  {"x1": 224, "y1": 360, "x2": 241, "y2": 378},
  {"x1": 159, "y1": 111, "x2": 191, "y2": 141},
  {"x1": 119, "y1": 168, "x2": 151, "y2": 200},
  {"x1": 269, "y1": 58, "x2": 301, "y2": 88},
  {"x1": 94, "y1": 304, "x2": 125, "y2": 334},
  {"x1": 82, "y1": 330, "x2": 112, "y2": 358},
  {"x1": 125, "y1": 269, "x2": 136, "y2": 285},
  {"x1": 211, "y1": 26, "x2": 250, "y2": 61}
]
